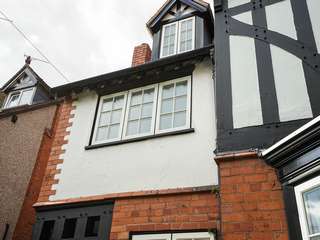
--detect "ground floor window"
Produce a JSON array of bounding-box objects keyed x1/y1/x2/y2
[
  {"x1": 132, "y1": 232, "x2": 215, "y2": 240},
  {"x1": 32, "y1": 202, "x2": 113, "y2": 240},
  {"x1": 295, "y1": 175, "x2": 320, "y2": 240}
]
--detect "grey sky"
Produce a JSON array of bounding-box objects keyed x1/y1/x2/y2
[{"x1": 0, "y1": 0, "x2": 212, "y2": 87}]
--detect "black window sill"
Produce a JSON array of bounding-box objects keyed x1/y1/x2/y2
[{"x1": 85, "y1": 128, "x2": 195, "y2": 150}]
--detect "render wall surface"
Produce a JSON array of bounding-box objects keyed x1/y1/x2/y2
[
  {"x1": 51, "y1": 59, "x2": 218, "y2": 201},
  {"x1": 0, "y1": 105, "x2": 56, "y2": 239}
]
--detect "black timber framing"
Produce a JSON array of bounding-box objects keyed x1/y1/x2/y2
[
  {"x1": 33, "y1": 201, "x2": 114, "y2": 240},
  {"x1": 214, "y1": 0, "x2": 320, "y2": 152}
]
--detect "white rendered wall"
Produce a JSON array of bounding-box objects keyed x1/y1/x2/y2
[
  {"x1": 265, "y1": 0, "x2": 297, "y2": 40},
  {"x1": 270, "y1": 45, "x2": 313, "y2": 122},
  {"x1": 230, "y1": 35, "x2": 263, "y2": 129},
  {"x1": 306, "y1": 0, "x2": 320, "y2": 52},
  {"x1": 51, "y1": 59, "x2": 217, "y2": 200}
]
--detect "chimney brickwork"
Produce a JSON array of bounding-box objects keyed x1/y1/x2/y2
[{"x1": 132, "y1": 43, "x2": 152, "y2": 67}]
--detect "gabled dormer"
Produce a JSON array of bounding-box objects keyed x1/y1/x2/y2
[
  {"x1": 147, "y1": 0, "x2": 214, "y2": 60},
  {"x1": 1, "y1": 58, "x2": 52, "y2": 110}
]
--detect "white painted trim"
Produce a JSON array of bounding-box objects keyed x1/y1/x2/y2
[
  {"x1": 177, "y1": 16, "x2": 196, "y2": 54},
  {"x1": 261, "y1": 115, "x2": 320, "y2": 156},
  {"x1": 155, "y1": 76, "x2": 192, "y2": 134},
  {"x1": 92, "y1": 91, "x2": 128, "y2": 145},
  {"x1": 172, "y1": 232, "x2": 215, "y2": 240},
  {"x1": 122, "y1": 84, "x2": 158, "y2": 139},
  {"x1": 295, "y1": 175, "x2": 320, "y2": 240},
  {"x1": 132, "y1": 234, "x2": 171, "y2": 240},
  {"x1": 4, "y1": 87, "x2": 36, "y2": 109},
  {"x1": 160, "y1": 21, "x2": 179, "y2": 58}
]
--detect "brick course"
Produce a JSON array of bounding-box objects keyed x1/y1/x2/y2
[
  {"x1": 37, "y1": 98, "x2": 75, "y2": 202},
  {"x1": 132, "y1": 43, "x2": 152, "y2": 67},
  {"x1": 110, "y1": 191, "x2": 219, "y2": 240},
  {"x1": 215, "y1": 151, "x2": 289, "y2": 240}
]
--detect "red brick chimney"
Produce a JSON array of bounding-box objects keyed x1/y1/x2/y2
[{"x1": 132, "y1": 43, "x2": 152, "y2": 67}]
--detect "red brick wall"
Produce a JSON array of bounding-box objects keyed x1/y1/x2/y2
[
  {"x1": 132, "y1": 43, "x2": 152, "y2": 67},
  {"x1": 216, "y1": 152, "x2": 289, "y2": 240},
  {"x1": 110, "y1": 192, "x2": 219, "y2": 240},
  {"x1": 37, "y1": 98, "x2": 75, "y2": 202}
]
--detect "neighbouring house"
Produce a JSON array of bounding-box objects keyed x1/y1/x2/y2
[
  {"x1": 214, "y1": 0, "x2": 320, "y2": 239},
  {"x1": 0, "y1": 59, "x2": 60, "y2": 240},
  {"x1": 32, "y1": 0, "x2": 218, "y2": 240}
]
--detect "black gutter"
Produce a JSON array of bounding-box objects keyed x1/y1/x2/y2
[{"x1": 52, "y1": 45, "x2": 213, "y2": 95}]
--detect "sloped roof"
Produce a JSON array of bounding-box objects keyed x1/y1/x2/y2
[{"x1": 147, "y1": 0, "x2": 213, "y2": 33}]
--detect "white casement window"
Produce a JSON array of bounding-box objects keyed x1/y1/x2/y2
[
  {"x1": 4, "y1": 87, "x2": 35, "y2": 109},
  {"x1": 132, "y1": 232, "x2": 215, "y2": 240},
  {"x1": 295, "y1": 175, "x2": 320, "y2": 240},
  {"x1": 160, "y1": 17, "x2": 195, "y2": 58},
  {"x1": 92, "y1": 76, "x2": 192, "y2": 145},
  {"x1": 123, "y1": 85, "x2": 158, "y2": 139},
  {"x1": 93, "y1": 92, "x2": 127, "y2": 144},
  {"x1": 156, "y1": 77, "x2": 191, "y2": 133}
]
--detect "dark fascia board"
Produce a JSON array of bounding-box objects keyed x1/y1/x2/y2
[
  {"x1": 27, "y1": 65, "x2": 52, "y2": 94},
  {"x1": 52, "y1": 45, "x2": 213, "y2": 97},
  {"x1": 1, "y1": 65, "x2": 27, "y2": 92},
  {"x1": 213, "y1": 0, "x2": 223, "y2": 12},
  {"x1": 146, "y1": 0, "x2": 212, "y2": 33},
  {"x1": 262, "y1": 116, "x2": 320, "y2": 168}
]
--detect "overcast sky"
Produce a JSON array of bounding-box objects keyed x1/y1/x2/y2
[{"x1": 0, "y1": 0, "x2": 212, "y2": 87}]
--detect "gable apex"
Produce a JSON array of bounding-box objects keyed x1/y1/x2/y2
[{"x1": 147, "y1": 0, "x2": 212, "y2": 33}]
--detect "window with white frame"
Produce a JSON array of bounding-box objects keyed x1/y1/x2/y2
[
  {"x1": 92, "y1": 76, "x2": 191, "y2": 145},
  {"x1": 295, "y1": 175, "x2": 320, "y2": 240},
  {"x1": 132, "y1": 232, "x2": 215, "y2": 240},
  {"x1": 4, "y1": 88, "x2": 35, "y2": 109},
  {"x1": 160, "y1": 17, "x2": 195, "y2": 58}
]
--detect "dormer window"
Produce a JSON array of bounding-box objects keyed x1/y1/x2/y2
[
  {"x1": 160, "y1": 17, "x2": 195, "y2": 58},
  {"x1": 4, "y1": 88, "x2": 35, "y2": 109}
]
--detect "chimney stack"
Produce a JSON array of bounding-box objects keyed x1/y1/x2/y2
[{"x1": 131, "y1": 43, "x2": 152, "y2": 67}]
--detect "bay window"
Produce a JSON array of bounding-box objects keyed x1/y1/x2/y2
[
  {"x1": 295, "y1": 175, "x2": 320, "y2": 240},
  {"x1": 92, "y1": 76, "x2": 191, "y2": 145},
  {"x1": 160, "y1": 17, "x2": 195, "y2": 58}
]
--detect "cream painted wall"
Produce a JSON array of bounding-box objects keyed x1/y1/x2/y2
[{"x1": 51, "y1": 59, "x2": 217, "y2": 201}]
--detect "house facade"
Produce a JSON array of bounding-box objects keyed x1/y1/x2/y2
[
  {"x1": 32, "y1": 1, "x2": 220, "y2": 240},
  {"x1": 214, "y1": 0, "x2": 320, "y2": 239},
  {"x1": 0, "y1": 60, "x2": 59, "y2": 240}
]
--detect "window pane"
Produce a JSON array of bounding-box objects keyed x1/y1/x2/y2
[
  {"x1": 140, "y1": 118, "x2": 152, "y2": 133},
  {"x1": 102, "y1": 99, "x2": 113, "y2": 112},
  {"x1": 141, "y1": 103, "x2": 153, "y2": 118},
  {"x1": 127, "y1": 120, "x2": 139, "y2": 135},
  {"x1": 131, "y1": 91, "x2": 142, "y2": 106},
  {"x1": 19, "y1": 89, "x2": 33, "y2": 105},
  {"x1": 129, "y1": 106, "x2": 140, "y2": 120},
  {"x1": 111, "y1": 110, "x2": 122, "y2": 124},
  {"x1": 62, "y1": 218, "x2": 77, "y2": 239},
  {"x1": 113, "y1": 96, "x2": 124, "y2": 109},
  {"x1": 96, "y1": 127, "x2": 108, "y2": 141},
  {"x1": 39, "y1": 220, "x2": 55, "y2": 240},
  {"x1": 179, "y1": 19, "x2": 193, "y2": 53},
  {"x1": 99, "y1": 112, "x2": 111, "y2": 126},
  {"x1": 161, "y1": 99, "x2": 173, "y2": 114},
  {"x1": 85, "y1": 216, "x2": 100, "y2": 237},
  {"x1": 160, "y1": 114, "x2": 173, "y2": 130},
  {"x1": 175, "y1": 96, "x2": 187, "y2": 112},
  {"x1": 303, "y1": 186, "x2": 320, "y2": 235},
  {"x1": 174, "y1": 111, "x2": 186, "y2": 127},
  {"x1": 162, "y1": 84, "x2": 174, "y2": 98},
  {"x1": 143, "y1": 89, "x2": 154, "y2": 103},
  {"x1": 162, "y1": 24, "x2": 176, "y2": 57},
  {"x1": 175, "y1": 81, "x2": 187, "y2": 96},
  {"x1": 7, "y1": 93, "x2": 20, "y2": 108},
  {"x1": 108, "y1": 124, "x2": 120, "y2": 139}
]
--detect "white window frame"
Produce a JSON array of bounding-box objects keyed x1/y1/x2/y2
[
  {"x1": 156, "y1": 76, "x2": 192, "y2": 134},
  {"x1": 160, "y1": 21, "x2": 179, "y2": 58},
  {"x1": 122, "y1": 84, "x2": 159, "y2": 140},
  {"x1": 295, "y1": 175, "x2": 320, "y2": 240},
  {"x1": 4, "y1": 87, "x2": 36, "y2": 109},
  {"x1": 92, "y1": 91, "x2": 128, "y2": 145},
  {"x1": 132, "y1": 232, "x2": 214, "y2": 240},
  {"x1": 177, "y1": 16, "x2": 196, "y2": 54}
]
